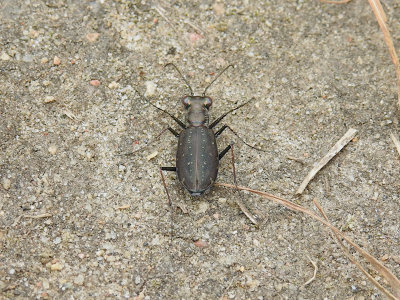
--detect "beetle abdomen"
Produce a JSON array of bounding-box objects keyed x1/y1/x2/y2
[{"x1": 176, "y1": 126, "x2": 219, "y2": 195}]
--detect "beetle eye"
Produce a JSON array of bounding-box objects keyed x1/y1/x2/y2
[
  {"x1": 182, "y1": 96, "x2": 191, "y2": 108},
  {"x1": 203, "y1": 97, "x2": 212, "y2": 108}
]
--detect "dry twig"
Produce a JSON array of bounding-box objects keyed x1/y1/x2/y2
[
  {"x1": 367, "y1": 0, "x2": 400, "y2": 108},
  {"x1": 296, "y1": 128, "x2": 358, "y2": 194},
  {"x1": 303, "y1": 255, "x2": 318, "y2": 287},
  {"x1": 320, "y1": 0, "x2": 352, "y2": 4},
  {"x1": 23, "y1": 213, "x2": 52, "y2": 219},
  {"x1": 116, "y1": 205, "x2": 130, "y2": 210},
  {"x1": 287, "y1": 156, "x2": 305, "y2": 164},
  {"x1": 390, "y1": 132, "x2": 400, "y2": 157},
  {"x1": 153, "y1": 5, "x2": 178, "y2": 34}
]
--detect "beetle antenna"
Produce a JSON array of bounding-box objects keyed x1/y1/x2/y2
[
  {"x1": 133, "y1": 88, "x2": 186, "y2": 129},
  {"x1": 164, "y1": 63, "x2": 194, "y2": 96},
  {"x1": 202, "y1": 64, "x2": 234, "y2": 96}
]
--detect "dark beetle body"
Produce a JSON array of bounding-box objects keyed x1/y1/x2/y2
[
  {"x1": 142, "y1": 64, "x2": 259, "y2": 224},
  {"x1": 176, "y1": 96, "x2": 218, "y2": 196},
  {"x1": 154, "y1": 64, "x2": 248, "y2": 198},
  {"x1": 177, "y1": 126, "x2": 218, "y2": 196}
]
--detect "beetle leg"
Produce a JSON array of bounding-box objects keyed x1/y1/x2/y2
[
  {"x1": 161, "y1": 167, "x2": 176, "y2": 172},
  {"x1": 160, "y1": 167, "x2": 174, "y2": 207},
  {"x1": 215, "y1": 125, "x2": 227, "y2": 138},
  {"x1": 167, "y1": 127, "x2": 179, "y2": 138},
  {"x1": 218, "y1": 144, "x2": 232, "y2": 160},
  {"x1": 159, "y1": 168, "x2": 175, "y2": 244}
]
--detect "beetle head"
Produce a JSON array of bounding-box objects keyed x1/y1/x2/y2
[
  {"x1": 182, "y1": 96, "x2": 212, "y2": 109},
  {"x1": 182, "y1": 96, "x2": 212, "y2": 126}
]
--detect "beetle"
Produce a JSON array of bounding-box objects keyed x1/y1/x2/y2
[{"x1": 135, "y1": 64, "x2": 259, "y2": 223}]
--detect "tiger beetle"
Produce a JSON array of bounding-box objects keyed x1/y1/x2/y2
[{"x1": 134, "y1": 63, "x2": 263, "y2": 224}]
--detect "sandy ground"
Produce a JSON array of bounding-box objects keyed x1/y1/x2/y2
[{"x1": 1, "y1": 0, "x2": 400, "y2": 299}]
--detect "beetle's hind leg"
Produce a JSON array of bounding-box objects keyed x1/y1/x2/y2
[
  {"x1": 159, "y1": 167, "x2": 177, "y2": 247},
  {"x1": 227, "y1": 143, "x2": 259, "y2": 225},
  {"x1": 160, "y1": 167, "x2": 176, "y2": 207},
  {"x1": 159, "y1": 167, "x2": 188, "y2": 238}
]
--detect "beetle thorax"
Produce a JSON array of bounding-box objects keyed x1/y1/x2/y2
[{"x1": 182, "y1": 96, "x2": 212, "y2": 127}]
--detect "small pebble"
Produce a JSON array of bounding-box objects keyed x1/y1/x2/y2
[
  {"x1": 48, "y1": 145, "x2": 58, "y2": 155},
  {"x1": 144, "y1": 81, "x2": 157, "y2": 97},
  {"x1": 1, "y1": 52, "x2": 11, "y2": 60},
  {"x1": 212, "y1": 2, "x2": 224, "y2": 15},
  {"x1": 53, "y1": 56, "x2": 61, "y2": 65},
  {"x1": 135, "y1": 276, "x2": 141, "y2": 285},
  {"x1": 44, "y1": 96, "x2": 56, "y2": 103},
  {"x1": 275, "y1": 283, "x2": 283, "y2": 292},
  {"x1": 380, "y1": 254, "x2": 389, "y2": 261},
  {"x1": 2, "y1": 178, "x2": 11, "y2": 190},
  {"x1": 74, "y1": 274, "x2": 84, "y2": 285},
  {"x1": 42, "y1": 279, "x2": 50, "y2": 289},
  {"x1": 218, "y1": 197, "x2": 227, "y2": 204},
  {"x1": 188, "y1": 32, "x2": 203, "y2": 44},
  {"x1": 22, "y1": 54, "x2": 33, "y2": 62},
  {"x1": 151, "y1": 236, "x2": 161, "y2": 246},
  {"x1": 246, "y1": 277, "x2": 260, "y2": 289},
  {"x1": 42, "y1": 279, "x2": 50, "y2": 290},
  {"x1": 146, "y1": 151, "x2": 158, "y2": 161},
  {"x1": 53, "y1": 237, "x2": 61, "y2": 244},
  {"x1": 90, "y1": 80, "x2": 100, "y2": 87},
  {"x1": 105, "y1": 255, "x2": 117, "y2": 262},
  {"x1": 196, "y1": 201, "x2": 209, "y2": 214},
  {"x1": 222, "y1": 255, "x2": 234, "y2": 266},
  {"x1": 41, "y1": 57, "x2": 49, "y2": 64},
  {"x1": 85, "y1": 203, "x2": 92, "y2": 212},
  {"x1": 9, "y1": 268, "x2": 15, "y2": 275},
  {"x1": 86, "y1": 32, "x2": 100, "y2": 42},
  {"x1": 108, "y1": 81, "x2": 119, "y2": 89},
  {"x1": 60, "y1": 282, "x2": 72, "y2": 291},
  {"x1": 50, "y1": 262, "x2": 63, "y2": 271},
  {"x1": 193, "y1": 240, "x2": 209, "y2": 248}
]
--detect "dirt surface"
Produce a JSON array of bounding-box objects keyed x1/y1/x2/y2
[{"x1": 1, "y1": 1, "x2": 400, "y2": 299}]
